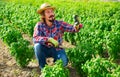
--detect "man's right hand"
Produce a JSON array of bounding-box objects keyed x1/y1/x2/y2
[{"x1": 47, "y1": 38, "x2": 59, "y2": 47}]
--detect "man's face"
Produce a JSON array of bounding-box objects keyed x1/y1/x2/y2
[{"x1": 44, "y1": 8, "x2": 55, "y2": 22}]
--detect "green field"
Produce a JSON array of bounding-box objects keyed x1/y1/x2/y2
[{"x1": 0, "y1": 0, "x2": 120, "y2": 77}]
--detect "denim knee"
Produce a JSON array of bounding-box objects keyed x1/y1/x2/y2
[
  {"x1": 57, "y1": 49, "x2": 68, "y2": 66},
  {"x1": 34, "y1": 43, "x2": 41, "y2": 51}
]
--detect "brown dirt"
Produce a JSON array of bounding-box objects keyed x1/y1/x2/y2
[{"x1": 0, "y1": 34, "x2": 80, "y2": 77}]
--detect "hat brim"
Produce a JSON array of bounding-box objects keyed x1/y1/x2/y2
[{"x1": 37, "y1": 7, "x2": 55, "y2": 14}]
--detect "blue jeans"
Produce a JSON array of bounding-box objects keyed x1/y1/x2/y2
[{"x1": 34, "y1": 43, "x2": 68, "y2": 69}]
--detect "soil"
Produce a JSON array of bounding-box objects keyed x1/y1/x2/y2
[{"x1": 0, "y1": 34, "x2": 80, "y2": 77}]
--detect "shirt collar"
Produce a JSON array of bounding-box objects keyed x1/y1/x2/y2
[{"x1": 43, "y1": 20, "x2": 57, "y2": 29}]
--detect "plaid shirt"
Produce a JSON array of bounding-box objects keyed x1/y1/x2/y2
[{"x1": 33, "y1": 20, "x2": 82, "y2": 46}]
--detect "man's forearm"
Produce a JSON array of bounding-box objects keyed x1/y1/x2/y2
[{"x1": 33, "y1": 36, "x2": 48, "y2": 44}]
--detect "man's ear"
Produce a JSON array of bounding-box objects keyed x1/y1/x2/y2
[
  {"x1": 41, "y1": 15, "x2": 45, "y2": 19},
  {"x1": 41, "y1": 11, "x2": 45, "y2": 16}
]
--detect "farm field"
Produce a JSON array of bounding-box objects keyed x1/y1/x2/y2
[{"x1": 0, "y1": 0, "x2": 120, "y2": 77}]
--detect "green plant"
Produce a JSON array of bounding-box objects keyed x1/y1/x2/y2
[
  {"x1": 82, "y1": 57, "x2": 118, "y2": 77},
  {"x1": 105, "y1": 30, "x2": 120, "y2": 60},
  {"x1": 0, "y1": 25, "x2": 22, "y2": 46},
  {"x1": 66, "y1": 42, "x2": 95, "y2": 77},
  {"x1": 41, "y1": 60, "x2": 69, "y2": 77},
  {"x1": 10, "y1": 38, "x2": 34, "y2": 67},
  {"x1": 108, "y1": 66, "x2": 120, "y2": 77}
]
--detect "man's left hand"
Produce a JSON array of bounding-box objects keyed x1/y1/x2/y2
[{"x1": 75, "y1": 24, "x2": 83, "y2": 30}]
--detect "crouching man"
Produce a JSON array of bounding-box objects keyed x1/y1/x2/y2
[{"x1": 33, "y1": 3, "x2": 83, "y2": 69}]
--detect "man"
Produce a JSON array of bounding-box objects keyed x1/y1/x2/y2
[{"x1": 33, "y1": 3, "x2": 83, "y2": 69}]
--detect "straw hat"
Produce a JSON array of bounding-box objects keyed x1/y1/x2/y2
[{"x1": 37, "y1": 3, "x2": 55, "y2": 14}]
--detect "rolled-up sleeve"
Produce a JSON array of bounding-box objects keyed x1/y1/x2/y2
[
  {"x1": 33, "y1": 23, "x2": 48, "y2": 44},
  {"x1": 60, "y1": 21, "x2": 81, "y2": 32}
]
